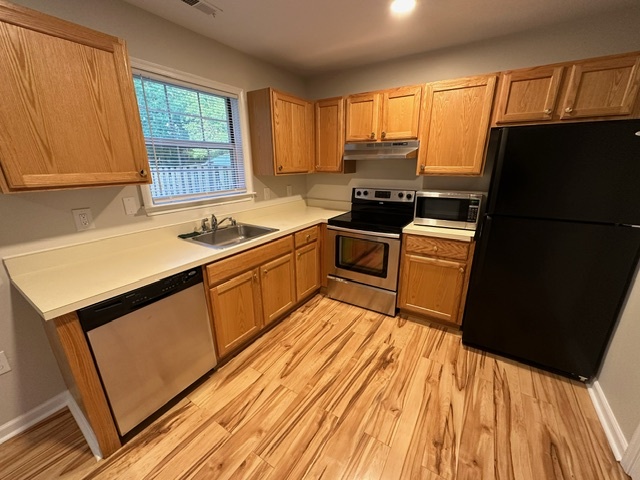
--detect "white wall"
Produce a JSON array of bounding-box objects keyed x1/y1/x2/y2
[
  {"x1": 305, "y1": 3, "x2": 640, "y2": 450},
  {"x1": 0, "y1": 0, "x2": 307, "y2": 428}
]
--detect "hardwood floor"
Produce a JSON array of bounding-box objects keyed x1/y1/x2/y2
[{"x1": 0, "y1": 295, "x2": 629, "y2": 479}]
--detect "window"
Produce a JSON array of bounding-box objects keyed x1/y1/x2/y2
[{"x1": 132, "y1": 66, "x2": 250, "y2": 212}]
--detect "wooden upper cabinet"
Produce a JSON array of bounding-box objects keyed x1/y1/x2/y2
[
  {"x1": 561, "y1": 54, "x2": 640, "y2": 120},
  {"x1": 380, "y1": 85, "x2": 422, "y2": 140},
  {"x1": 247, "y1": 87, "x2": 313, "y2": 175},
  {"x1": 345, "y1": 85, "x2": 422, "y2": 142},
  {"x1": 0, "y1": 1, "x2": 149, "y2": 193},
  {"x1": 345, "y1": 92, "x2": 380, "y2": 141},
  {"x1": 315, "y1": 97, "x2": 353, "y2": 173},
  {"x1": 495, "y1": 66, "x2": 564, "y2": 124},
  {"x1": 418, "y1": 75, "x2": 496, "y2": 175}
]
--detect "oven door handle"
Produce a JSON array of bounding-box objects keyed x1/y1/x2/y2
[{"x1": 326, "y1": 225, "x2": 401, "y2": 239}]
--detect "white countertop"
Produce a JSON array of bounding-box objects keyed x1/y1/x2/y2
[
  {"x1": 4, "y1": 201, "x2": 344, "y2": 321},
  {"x1": 402, "y1": 221, "x2": 477, "y2": 242}
]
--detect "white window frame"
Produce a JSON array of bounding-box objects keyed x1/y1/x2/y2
[{"x1": 131, "y1": 58, "x2": 254, "y2": 215}]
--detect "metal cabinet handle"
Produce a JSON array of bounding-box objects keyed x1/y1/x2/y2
[{"x1": 565, "y1": 107, "x2": 573, "y2": 114}]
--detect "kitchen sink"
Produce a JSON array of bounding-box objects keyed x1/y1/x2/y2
[{"x1": 188, "y1": 223, "x2": 278, "y2": 249}]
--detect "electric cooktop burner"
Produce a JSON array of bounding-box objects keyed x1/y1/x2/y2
[{"x1": 328, "y1": 187, "x2": 416, "y2": 235}]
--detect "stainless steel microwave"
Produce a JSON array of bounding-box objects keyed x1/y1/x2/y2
[{"x1": 414, "y1": 191, "x2": 483, "y2": 230}]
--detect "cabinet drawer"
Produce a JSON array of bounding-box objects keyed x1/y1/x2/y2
[
  {"x1": 405, "y1": 235, "x2": 470, "y2": 260},
  {"x1": 294, "y1": 226, "x2": 318, "y2": 247},
  {"x1": 206, "y1": 236, "x2": 293, "y2": 285}
]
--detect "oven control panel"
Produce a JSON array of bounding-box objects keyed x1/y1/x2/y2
[{"x1": 353, "y1": 188, "x2": 415, "y2": 203}]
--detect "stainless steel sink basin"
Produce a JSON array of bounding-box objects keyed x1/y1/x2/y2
[{"x1": 188, "y1": 223, "x2": 278, "y2": 249}]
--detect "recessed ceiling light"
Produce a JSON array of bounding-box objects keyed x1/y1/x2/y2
[{"x1": 390, "y1": 0, "x2": 416, "y2": 15}]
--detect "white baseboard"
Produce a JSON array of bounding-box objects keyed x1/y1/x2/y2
[
  {"x1": 622, "y1": 424, "x2": 640, "y2": 478},
  {"x1": 0, "y1": 390, "x2": 102, "y2": 460},
  {"x1": 0, "y1": 391, "x2": 69, "y2": 445},
  {"x1": 588, "y1": 380, "x2": 628, "y2": 461}
]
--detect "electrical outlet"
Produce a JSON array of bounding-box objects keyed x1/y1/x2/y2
[
  {"x1": 0, "y1": 351, "x2": 11, "y2": 376},
  {"x1": 263, "y1": 187, "x2": 271, "y2": 200},
  {"x1": 72, "y1": 208, "x2": 95, "y2": 231},
  {"x1": 286, "y1": 185, "x2": 293, "y2": 197}
]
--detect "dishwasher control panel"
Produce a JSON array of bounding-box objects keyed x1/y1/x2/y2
[{"x1": 78, "y1": 267, "x2": 203, "y2": 332}]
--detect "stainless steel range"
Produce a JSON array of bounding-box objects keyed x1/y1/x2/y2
[{"x1": 326, "y1": 187, "x2": 416, "y2": 316}]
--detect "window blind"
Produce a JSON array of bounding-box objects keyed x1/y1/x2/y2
[{"x1": 133, "y1": 74, "x2": 247, "y2": 205}]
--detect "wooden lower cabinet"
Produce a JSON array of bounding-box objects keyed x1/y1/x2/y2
[
  {"x1": 209, "y1": 269, "x2": 263, "y2": 358},
  {"x1": 261, "y1": 254, "x2": 296, "y2": 326},
  {"x1": 205, "y1": 226, "x2": 322, "y2": 359},
  {"x1": 399, "y1": 234, "x2": 474, "y2": 326},
  {"x1": 295, "y1": 241, "x2": 320, "y2": 300}
]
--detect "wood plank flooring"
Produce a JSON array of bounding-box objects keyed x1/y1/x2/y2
[{"x1": 0, "y1": 295, "x2": 629, "y2": 479}]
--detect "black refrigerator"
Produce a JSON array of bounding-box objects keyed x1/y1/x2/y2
[{"x1": 461, "y1": 119, "x2": 640, "y2": 381}]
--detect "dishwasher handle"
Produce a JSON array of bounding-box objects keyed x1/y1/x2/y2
[{"x1": 78, "y1": 267, "x2": 203, "y2": 332}]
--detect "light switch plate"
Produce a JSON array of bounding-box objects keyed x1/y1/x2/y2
[
  {"x1": 122, "y1": 197, "x2": 138, "y2": 216},
  {"x1": 0, "y1": 351, "x2": 11, "y2": 376}
]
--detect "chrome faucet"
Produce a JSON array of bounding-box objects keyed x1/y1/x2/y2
[
  {"x1": 201, "y1": 217, "x2": 211, "y2": 232},
  {"x1": 216, "y1": 216, "x2": 237, "y2": 230}
]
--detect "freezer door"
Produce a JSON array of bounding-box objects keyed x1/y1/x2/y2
[
  {"x1": 487, "y1": 119, "x2": 640, "y2": 224},
  {"x1": 462, "y1": 216, "x2": 640, "y2": 380}
]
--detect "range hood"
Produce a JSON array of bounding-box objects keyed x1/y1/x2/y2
[{"x1": 343, "y1": 140, "x2": 419, "y2": 160}]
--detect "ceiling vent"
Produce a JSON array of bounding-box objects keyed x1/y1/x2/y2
[{"x1": 179, "y1": 0, "x2": 222, "y2": 17}]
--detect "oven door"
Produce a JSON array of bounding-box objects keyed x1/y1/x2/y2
[{"x1": 326, "y1": 225, "x2": 401, "y2": 291}]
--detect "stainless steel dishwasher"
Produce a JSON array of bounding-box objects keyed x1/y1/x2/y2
[{"x1": 78, "y1": 267, "x2": 217, "y2": 436}]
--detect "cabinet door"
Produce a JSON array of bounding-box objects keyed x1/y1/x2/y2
[
  {"x1": 399, "y1": 254, "x2": 466, "y2": 324},
  {"x1": 495, "y1": 66, "x2": 564, "y2": 123},
  {"x1": 261, "y1": 254, "x2": 296, "y2": 326},
  {"x1": 272, "y1": 91, "x2": 313, "y2": 174},
  {"x1": 345, "y1": 93, "x2": 380, "y2": 141},
  {"x1": 295, "y1": 242, "x2": 320, "y2": 301},
  {"x1": 315, "y1": 97, "x2": 345, "y2": 172},
  {"x1": 418, "y1": 75, "x2": 496, "y2": 175},
  {"x1": 0, "y1": 3, "x2": 149, "y2": 192},
  {"x1": 381, "y1": 85, "x2": 422, "y2": 140},
  {"x1": 561, "y1": 55, "x2": 640, "y2": 119},
  {"x1": 209, "y1": 269, "x2": 263, "y2": 358}
]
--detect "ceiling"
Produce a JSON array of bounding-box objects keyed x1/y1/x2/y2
[{"x1": 121, "y1": 0, "x2": 637, "y2": 76}]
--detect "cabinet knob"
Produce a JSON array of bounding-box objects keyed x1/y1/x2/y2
[
  {"x1": 433, "y1": 246, "x2": 438, "y2": 252},
  {"x1": 297, "y1": 252, "x2": 302, "y2": 258},
  {"x1": 306, "y1": 234, "x2": 311, "y2": 241},
  {"x1": 381, "y1": 131, "x2": 386, "y2": 139},
  {"x1": 278, "y1": 165, "x2": 283, "y2": 171},
  {"x1": 139, "y1": 169, "x2": 148, "y2": 177},
  {"x1": 565, "y1": 107, "x2": 573, "y2": 114},
  {"x1": 263, "y1": 269, "x2": 268, "y2": 275},
  {"x1": 459, "y1": 267, "x2": 465, "y2": 273},
  {"x1": 419, "y1": 164, "x2": 426, "y2": 172},
  {"x1": 253, "y1": 273, "x2": 257, "y2": 282},
  {"x1": 543, "y1": 108, "x2": 552, "y2": 115},
  {"x1": 370, "y1": 132, "x2": 376, "y2": 140}
]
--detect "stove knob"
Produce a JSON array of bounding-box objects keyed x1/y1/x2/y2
[
  {"x1": 406, "y1": 193, "x2": 413, "y2": 200},
  {"x1": 356, "y1": 190, "x2": 362, "y2": 196},
  {"x1": 398, "y1": 192, "x2": 404, "y2": 199},
  {"x1": 363, "y1": 190, "x2": 369, "y2": 196}
]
